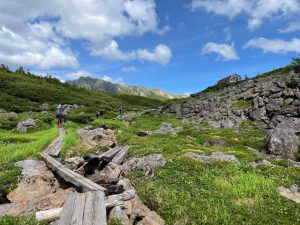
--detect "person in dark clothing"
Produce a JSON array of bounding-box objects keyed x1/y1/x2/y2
[
  {"x1": 119, "y1": 106, "x2": 125, "y2": 115},
  {"x1": 56, "y1": 104, "x2": 63, "y2": 127},
  {"x1": 96, "y1": 111, "x2": 100, "y2": 118}
]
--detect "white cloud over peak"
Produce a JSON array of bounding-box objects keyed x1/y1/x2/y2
[
  {"x1": 244, "y1": 37, "x2": 300, "y2": 54},
  {"x1": 122, "y1": 66, "x2": 137, "y2": 73},
  {"x1": 0, "y1": 0, "x2": 171, "y2": 68},
  {"x1": 96, "y1": 41, "x2": 172, "y2": 65},
  {"x1": 66, "y1": 70, "x2": 124, "y2": 84},
  {"x1": 100, "y1": 75, "x2": 124, "y2": 85},
  {"x1": 202, "y1": 42, "x2": 239, "y2": 61},
  {"x1": 65, "y1": 70, "x2": 96, "y2": 79},
  {"x1": 190, "y1": 0, "x2": 300, "y2": 30}
]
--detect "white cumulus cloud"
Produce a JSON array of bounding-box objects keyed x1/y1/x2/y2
[
  {"x1": 96, "y1": 41, "x2": 172, "y2": 65},
  {"x1": 0, "y1": 0, "x2": 171, "y2": 68},
  {"x1": 244, "y1": 37, "x2": 300, "y2": 54},
  {"x1": 202, "y1": 42, "x2": 239, "y2": 61},
  {"x1": 190, "y1": 0, "x2": 300, "y2": 30}
]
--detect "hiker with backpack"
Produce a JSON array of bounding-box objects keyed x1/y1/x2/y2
[{"x1": 56, "y1": 104, "x2": 63, "y2": 127}]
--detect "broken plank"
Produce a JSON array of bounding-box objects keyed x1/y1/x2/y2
[
  {"x1": 82, "y1": 192, "x2": 94, "y2": 225},
  {"x1": 111, "y1": 146, "x2": 129, "y2": 165},
  {"x1": 40, "y1": 152, "x2": 106, "y2": 192}
]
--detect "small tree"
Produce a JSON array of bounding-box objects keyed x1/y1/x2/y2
[
  {"x1": 244, "y1": 74, "x2": 249, "y2": 80},
  {"x1": 291, "y1": 54, "x2": 300, "y2": 65}
]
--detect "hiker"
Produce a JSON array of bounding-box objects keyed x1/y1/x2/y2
[
  {"x1": 96, "y1": 111, "x2": 100, "y2": 118},
  {"x1": 56, "y1": 104, "x2": 63, "y2": 127},
  {"x1": 119, "y1": 106, "x2": 125, "y2": 115}
]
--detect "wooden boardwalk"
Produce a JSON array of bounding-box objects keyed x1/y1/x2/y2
[
  {"x1": 43, "y1": 128, "x2": 65, "y2": 157},
  {"x1": 57, "y1": 191, "x2": 107, "y2": 225},
  {"x1": 40, "y1": 126, "x2": 108, "y2": 224}
]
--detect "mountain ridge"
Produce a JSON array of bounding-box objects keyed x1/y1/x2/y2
[{"x1": 67, "y1": 76, "x2": 187, "y2": 100}]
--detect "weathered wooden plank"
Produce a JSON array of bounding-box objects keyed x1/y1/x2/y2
[
  {"x1": 70, "y1": 193, "x2": 86, "y2": 225},
  {"x1": 102, "y1": 146, "x2": 121, "y2": 161},
  {"x1": 40, "y1": 152, "x2": 106, "y2": 192},
  {"x1": 58, "y1": 192, "x2": 76, "y2": 225},
  {"x1": 82, "y1": 192, "x2": 94, "y2": 225},
  {"x1": 44, "y1": 128, "x2": 65, "y2": 157},
  {"x1": 111, "y1": 146, "x2": 129, "y2": 165},
  {"x1": 93, "y1": 191, "x2": 107, "y2": 225}
]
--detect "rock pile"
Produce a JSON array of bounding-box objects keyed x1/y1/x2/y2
[
  {"x1": 62, "y1": 104, "x2": 79, "y2": 113},
  {"x1": 78, "y1": 126, "x2": 117, "y2": 148},
  {"x1": 165, "y1": 71, "x2": 300, "y2": 131}
]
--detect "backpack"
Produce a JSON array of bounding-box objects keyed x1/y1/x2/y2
[{"x1": 56, "y1": 108, "x2": 62, "y2": 117}]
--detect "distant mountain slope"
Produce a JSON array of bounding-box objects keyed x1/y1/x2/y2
[{"x1": 67, "y1": 76, "x2": 186, "y2": 99}]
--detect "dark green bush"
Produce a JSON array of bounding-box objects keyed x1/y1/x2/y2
[{"x1": 68, "y1": 112, "x2": 93, "y2": 124}]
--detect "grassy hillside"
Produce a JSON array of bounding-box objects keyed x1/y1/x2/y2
[{"x1": 0, "y1": 70, "x2": 162, "y2": 113}]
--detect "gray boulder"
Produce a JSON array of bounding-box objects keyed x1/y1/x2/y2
[
  {"x1": 277, "y1": 117, "x2": 300, "y2": 134},
  {"x1": 185, "y1": 151, "x2": 240, "y2": 164},
  {"x1": 122, "y1": 154, "x2": 166, "y2": 176},
  {"x1": 249, "y1": 107, "x2": 266, "y2": 120},
  {"x1": 266, "y1": 128, "x2": 299, "y2": 159},
  {"x1": 138, "y1": 123, "x2": 183, "y2": 136},
  {"x1": 17, "y1": 119, "x2": 37, "y2": 133}
]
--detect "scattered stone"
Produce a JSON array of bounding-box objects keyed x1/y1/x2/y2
[
  {"x1": 266, "y1": 128, "x2": 299, "y2": 159},
  {"x1": 117, "y1": 112, "x2": 141, "y2": 120},
  {"x1": 78, "y1": 126, "x2": 117, "y2": 148},
  {"x1": 185, "y1": 151, "x2": 240, "y2": 164},
  {"x1": 277, "y1": 117, "x2": 300, "y2": 134},
  {"x1": 122, "y1": 154, "x2": 166, "y2": 176},
  {"x1": 138, "y1": 123, "x2": 183, "y2": 137},
  {"x1": 250, "y1": 160, "x2": 273, "y2": 168},
  {"x1": 40, "y1": 103, "x2": 49, "y2": 111},
  {"x1": 249, "y1": 107, "x2": 266, "y2": 120},
  {"x1": 0, "y1": 109, "x2": 17, "y2": 118},
  {"x1": 203, "y1": 139, "x2": 230, "y2": 147},
  {"x1": 137, "y1": 211, "x2": 165, "y2": 225},
  {"x1": 62, "y1": 104, "x2": 79, "y2": 114},
  {"x1": 16, "y1": 118, "x2": 37, "y2": 133},
  {"x1": 64, "y1": 157, "x2": 85, "y2": 168},
  {"x1": 109, "y1": 206, "x2": 131, "y2": 225},
  {"x1": 278, "y1": 185, "x2": 300, "y2": 203}
]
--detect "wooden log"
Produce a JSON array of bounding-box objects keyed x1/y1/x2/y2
[
  {"x1": 36, "y1": 208, "x2": 63, "y2": 222},
  {"x1": 105, "y1": 190, "x2": 136, "y2": 209},
  {"x1": 111, "y1": 146, "x2": 129, "y2": 165},
  {"x1": 77, "y1": 147, "x2": 122, "y2": 173},
  {"x1": 40, "y1": 152, "x2": 106, "y2": 192}
]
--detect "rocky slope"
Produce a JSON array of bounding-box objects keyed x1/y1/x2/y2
[
  {"x1": 67, "y1": 76, "x2": 185, "y2": 99},
  {"x1": 164, "y1": 67, "x2": 300, "y2": 160}
]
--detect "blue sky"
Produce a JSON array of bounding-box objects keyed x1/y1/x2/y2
[{"x1": 1, "y1": 0, "x2": 300, "y2": 94}]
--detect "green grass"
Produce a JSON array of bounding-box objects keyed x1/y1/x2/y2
[
  {"x1": 0, "y1": 128, "x2": 58, "y2": 164},
  {"x1": 0, "y1": 71, "x2": 162, "y2": 113},
  {"x1": 0, "y1": 165, "x2": 21, "y2": 204},
  {"x1": 106, "y1": 114, "x2": 300, "y2": 225},
  {"x1": 0, "y1": 215, "x2": 47, "y2": 225}
]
